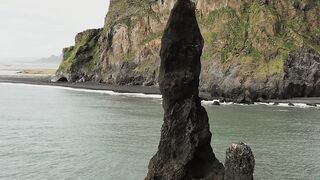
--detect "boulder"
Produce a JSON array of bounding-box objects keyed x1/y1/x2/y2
[
  {"x1": 51, "y1": 75, "x2": 69, "y2": 83},
  {"x1": 288, "y1": 102, "x2": 295, "y2": 106},
  {"x1": 224, "y1": 143, "x2": 255, "y2": 180},
  {"x1": 212, "y1": 101, "x2": 221, "y2": 106},
  {"x1": 306, "y1": 103, "x2": 317, "y2": 107}
]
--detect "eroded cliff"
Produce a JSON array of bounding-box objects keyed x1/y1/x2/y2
[{"x1": 57, "y1": 0, "x2": 320, "y2": 102}]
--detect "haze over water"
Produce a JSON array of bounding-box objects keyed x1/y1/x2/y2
[{"x1": 0, "y1": 83, "x2": 319, "y2": 179}]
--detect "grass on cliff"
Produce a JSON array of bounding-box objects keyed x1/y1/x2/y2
[
  {"x1": 106, "y1": 0, "x2": 159, "y2": 30},
  {"x1": 57, "y1": 31, "x2": 101, "y2": 74},
  {"x1": 199, "y1": 7, "x2": 249, "y2": 63},
  {"x1": 58, "y1": 0, "x2": 320, "y2": 79},
  {"x1": 199, "y1": 1, "x2": 319, "y2": 77},
  {"x1": 140, "y1": 31, "x2": 163, "y2": 45},
  {"x1": 109, "y1": 51, "x2": 136, "y2": 63},
  {"x1": 58, "y1": 46, "x2": 76, "y2": 73}
]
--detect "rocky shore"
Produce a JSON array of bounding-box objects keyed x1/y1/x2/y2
[
  {"x1": 146, "y1": 1, "x2": 256, "y2": 179},
  {"x1": 0, "y1": 75, "x2": 160, "y2": 95},
  {"x1": 55, "y1": 0, "x2": 320, "y2": 103},
  {"x1": 1, "y1": 75, "x2": 320, "y2": 107}
]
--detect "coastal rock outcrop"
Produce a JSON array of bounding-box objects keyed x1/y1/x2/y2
[
  {"x1": 145, "y1": 0, "x2": 224, "y2": 179},
  {"x1": 56, "y1": 0, "x2": 320, "y2": 102},
  {"x1": 282, "y1": 48, "x2": 320, "y2": 98},
  {"x1": 50, "y1": 75, "x2": 69, "y2": 83},
  {"x1": 57, "y1": 28, "x2": 102, "y2": 82},
  {"x1": 224, "y1": 143, "x2": 255, "y2": 180}
]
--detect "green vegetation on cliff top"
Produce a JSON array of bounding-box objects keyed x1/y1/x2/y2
[
  {"x1": 58, "y1": 0, "x2": 320, "y2": 79},
  {"x1": 198, "y1": 0, "x2": 319, "y2": 76},
  {"x1": 57, "y1": 29, "x2": 101, "y2": 76}
]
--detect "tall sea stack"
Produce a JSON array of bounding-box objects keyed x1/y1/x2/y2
[{"x1": 145, "y1": 0, "x2": 224, "y2": 179}]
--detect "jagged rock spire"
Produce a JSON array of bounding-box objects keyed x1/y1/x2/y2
[{"x1": 145, "y1": 0, "x2": 224, "y2": 179}]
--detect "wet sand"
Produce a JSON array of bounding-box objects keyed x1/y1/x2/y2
[{"x1": 0, "y1": 75, "x2": 160, "y2": 95}]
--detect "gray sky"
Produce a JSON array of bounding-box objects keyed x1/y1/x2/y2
[{"x1": 0, "y1": 0, "x2": 109, "y2": 60}]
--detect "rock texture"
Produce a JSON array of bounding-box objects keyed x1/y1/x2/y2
[
  {"x1": 224, "y1": 143, "x2": 255, "y2": 180},
  {"x1": 283, "y1": 48, "x2": 320, "y2": 98},
  {"x1": 56, "y1": 0, "x2": 320, "y2": 102},
  {"x1": 57, "y1": 28, "x2": 102, "y2": 82},
  {"x1": 145, "y1": 0, "x2": 224, "y2": 179}
]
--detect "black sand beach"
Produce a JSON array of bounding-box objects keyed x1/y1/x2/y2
[
  {"x1": 1, "y1": 75, "x2": 320, "y2": 105},
  {"x1": 0, "y1": 75, "x2": 160, "y2": 95}
]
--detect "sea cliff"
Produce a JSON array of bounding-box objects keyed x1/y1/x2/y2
[{"x1": 56, "y1": 0, "x2": 320, "y2": 102}]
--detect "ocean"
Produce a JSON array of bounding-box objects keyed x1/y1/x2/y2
[{"x1": 0, "y1": 83, "x2": 319, "y2": 179}]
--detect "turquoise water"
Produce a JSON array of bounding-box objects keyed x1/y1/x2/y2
[{"x1": 0, "y1": 83, "x2": 319, "y2": 180}]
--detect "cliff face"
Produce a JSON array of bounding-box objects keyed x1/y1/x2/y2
[{"x1": 57, "y1": 0, "x2": 320, "y2": 101}]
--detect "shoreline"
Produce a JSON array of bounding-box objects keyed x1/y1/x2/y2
[
  {"x1": 0, "y1": 75, "x2": 161, "y2": 95},
  {"x1": 1, "y1": 75, "x2": 320, "y2": 106}
]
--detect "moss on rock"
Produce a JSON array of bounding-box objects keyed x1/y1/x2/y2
[
  {"x1": 56, "y1": 0, "x2": 320, "y2": 100},
  {"x1": 57, "y1": 28, "x2": 102, "y2": 81}
]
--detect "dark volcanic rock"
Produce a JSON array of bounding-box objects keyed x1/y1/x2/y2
[
  {"x1": 58, "y1": 0, "x2": 320, "y2": 103},
  {"x1": 206, "y1": 48, "x2": 320, "y2": 103},
  {"x1": 225, "y1": 143, "x2": 255, "y2": 180},
  {"x1": 307, "y1": 103, "x2": 317, "y2": 107},
  {"x1": 212, "y1": 101, "x2": 220, "y2": 106},
  {"x1": 288, "y1": 102, "x2": 295, "y2": 106},
  {"x1": 282, "y1": 48, "x2": 320, "y2": 98},
  {"x1": 145, "y1": 0, "x2": 224, "y2": 179},
  {"x1": 51, "y1": 75, "x2": 69, "y2": 83}
]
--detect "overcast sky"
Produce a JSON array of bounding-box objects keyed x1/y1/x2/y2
[{"x1": 0, "y1": 0, "x2": 110, "y2": 60}]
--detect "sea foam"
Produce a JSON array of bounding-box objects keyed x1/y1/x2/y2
[
  {"x1": 1, "y1": 82, "x2": 319, "y2": 108},
  {"x1": 0, "y1": 82, "x2": 162, "y2": 99},
  {"x1": 202, "y1": 100, "x2": 319, "y2": 109}
]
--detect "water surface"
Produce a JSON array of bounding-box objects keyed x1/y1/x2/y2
[{"x1": 0, "y1": 83, "x2": 319, "y2": 179}]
